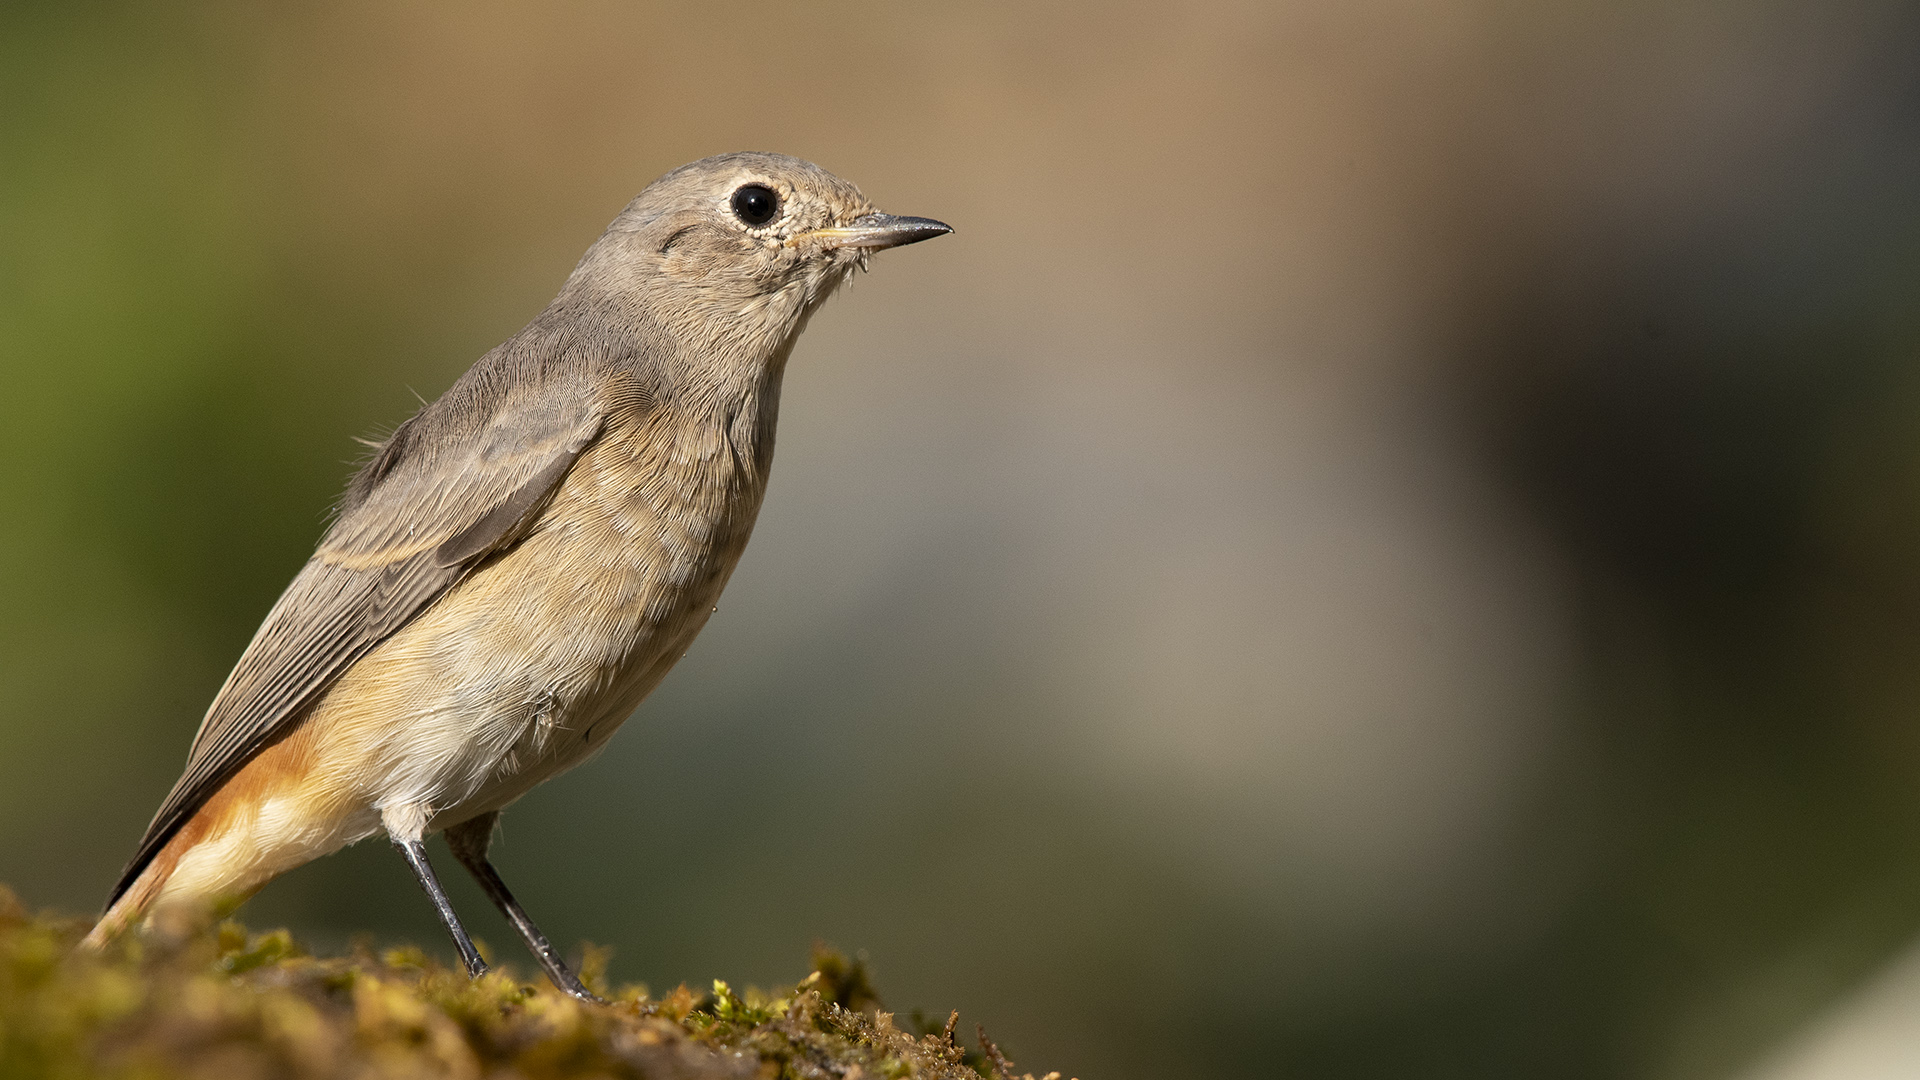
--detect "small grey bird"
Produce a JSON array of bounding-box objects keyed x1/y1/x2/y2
[{"x1": 82, "y1": 152, "x2": 950, "y2": 999}]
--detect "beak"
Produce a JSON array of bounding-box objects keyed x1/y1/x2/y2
[{"x1": 803, "y1": 213, "x2": 954, "y2": 250}]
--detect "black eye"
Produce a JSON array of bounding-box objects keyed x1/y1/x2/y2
[{"x1": 730, "y1": 183, "x2": 780, "y2": 226}]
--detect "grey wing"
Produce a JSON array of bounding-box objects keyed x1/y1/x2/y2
[{"x1": 106, "y1": 397, "x2": 605, "y2": 909}]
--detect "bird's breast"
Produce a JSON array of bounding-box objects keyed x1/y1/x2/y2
[
  {"x1": 475, "y1": 407, "x2": 771, "y2": 768},
  {"x1": 327, "y1": 399, "x2": 779, "y2": 825}
]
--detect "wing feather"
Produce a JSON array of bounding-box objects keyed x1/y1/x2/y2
[{"x1": 106, "y1": 384, "x2": 606, "y2": 908}]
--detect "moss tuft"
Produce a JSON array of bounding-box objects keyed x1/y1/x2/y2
[{"x1": 0, "y1": 886, "x2": 1067, "y2": 1079}]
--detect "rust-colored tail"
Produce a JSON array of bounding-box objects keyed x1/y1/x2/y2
[{"x1": 81, "y1": 857, "x2": 174, "y2": 949}]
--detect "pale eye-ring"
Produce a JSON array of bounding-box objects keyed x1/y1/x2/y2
[{"x1": 731, "y1": 184, "x2": 780, "y2": 226}]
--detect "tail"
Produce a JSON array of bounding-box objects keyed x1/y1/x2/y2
[
  {"x1": 82, "y1": 746, "x2": 353, "y2": 950},
  {"x1": 80, "y1": 848, "x2": 183, "y2": 950}
]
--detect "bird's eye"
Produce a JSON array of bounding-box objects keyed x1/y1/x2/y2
[{"x1": 730, "y1": 184, "x2": 780, "y2": 226}]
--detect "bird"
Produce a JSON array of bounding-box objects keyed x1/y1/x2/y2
[{"x1": 81, "y1": 152, "x2": 951, "y2": 999}]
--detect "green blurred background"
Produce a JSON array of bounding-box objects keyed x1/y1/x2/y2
[{"x1": 6, "y1": 1, "x2": 1920, "y2": 1077}]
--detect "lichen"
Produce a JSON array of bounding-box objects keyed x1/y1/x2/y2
[{"x1": 0, "y1": 887, "x2": 1067, "y2": 1080}]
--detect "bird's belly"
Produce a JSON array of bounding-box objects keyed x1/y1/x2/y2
[{"x1": 304, "y1": 477, "x2": 758, "y2": 831}]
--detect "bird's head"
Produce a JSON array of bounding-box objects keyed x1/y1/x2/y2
[{"x1": 570, "y1": 152, "x2": 950, "y2": 361}]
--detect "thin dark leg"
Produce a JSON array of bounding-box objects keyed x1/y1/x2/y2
[
  {"x1": 445, "y1": 813, "x2": 600, "y2": 1002},
  {"x1": 391, "y1": 836, "x2": 490, "y2": 978}
]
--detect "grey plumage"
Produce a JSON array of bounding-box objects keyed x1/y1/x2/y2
[{"x1": 91, "y1": 154, "x2": 950, "y2": 987}]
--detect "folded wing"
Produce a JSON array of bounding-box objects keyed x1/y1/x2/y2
[{"x1": 106, "y1": 378, "x2": 606, "y2": 908}]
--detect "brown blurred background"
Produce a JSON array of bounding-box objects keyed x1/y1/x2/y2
[{"x1": 6, "y1": 1, "x2": 1920, "y2": 1077}]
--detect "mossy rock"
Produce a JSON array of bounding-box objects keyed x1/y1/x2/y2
[{"x1": 0, "y1": 887, "x2": 1061, "y2": 1080}]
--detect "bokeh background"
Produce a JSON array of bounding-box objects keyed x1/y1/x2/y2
[{"x1": 5, "y1": 1, "x2": 1920, "y2": 1077}]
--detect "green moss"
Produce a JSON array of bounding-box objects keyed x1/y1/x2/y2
[{"x1": 0, "y1": 887, "x2": 1064, "y2": 1080}]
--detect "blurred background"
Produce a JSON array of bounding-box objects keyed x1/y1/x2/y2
[{"x1": 4, "y1": 1, "x2": 1920, "y2": 1076}]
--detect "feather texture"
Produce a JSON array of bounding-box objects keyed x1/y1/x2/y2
[{"x1": 105, "y1": 352, "x2": 608, "y2": 909}]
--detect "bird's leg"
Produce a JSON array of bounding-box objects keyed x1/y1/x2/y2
[
  {"x1": 388, "y1": 825, "x2": 489, "y2": 978},
  {"x1": 445, "y1": 812, "x2": 601, "y2": 1002}
]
